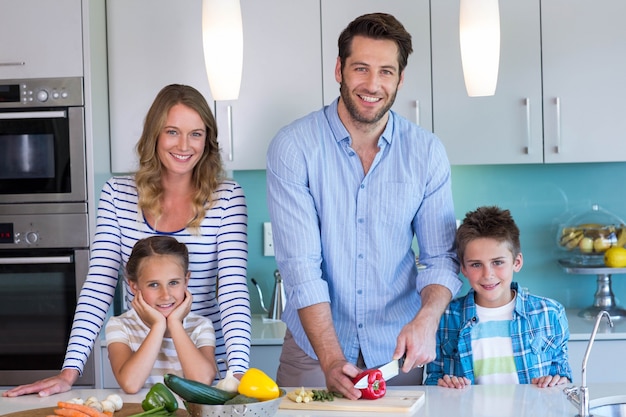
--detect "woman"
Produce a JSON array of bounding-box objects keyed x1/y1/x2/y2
[{"x1": 4, "y1": 84, "x2": 250, "y2": 397}]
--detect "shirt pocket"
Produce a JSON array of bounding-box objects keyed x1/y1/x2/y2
[
  {"x1": 378, "y1": 183, "x2": 421, "y2": 229},
  {"x1": 530, "y1": 334, "x2": 558, "y2": 355}
]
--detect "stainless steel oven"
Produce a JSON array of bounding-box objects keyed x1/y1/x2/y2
[
  {"x1": 0, "y1": 203, "x2": 94, "y2": 387},
  {"x1": 0, "y1": 77, "x2": 86, "y2": 204}
]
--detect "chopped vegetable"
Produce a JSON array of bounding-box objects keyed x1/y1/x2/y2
[
  {"x1": 238, "y1": 368, "x2": 280, "y2": 401},
  {"x1": 351, "y1": 369, "x2": 386, "y2": 400}
]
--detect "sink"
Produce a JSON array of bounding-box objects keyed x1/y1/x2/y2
[{"x1": 589, "y1": 395, "x2": 626, "y2": 417}]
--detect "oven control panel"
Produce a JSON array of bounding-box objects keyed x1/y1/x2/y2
[
  {"x1": 0, "y1": 212, "x2": 89, "y2": 249},
  {"x1": 0, "y1": 76, "x2": 84, "y2": 108}
]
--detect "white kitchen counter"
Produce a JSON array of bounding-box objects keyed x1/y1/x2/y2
[
  {"x1": 566, "y1": 309, "x2": 626, "y2": 341},
  {"x1": 251, "y1": 314, "x2": 286, "y2": 345},
  {"x1": 1, "y1": 384, "x2": 622, "y2": 417}
]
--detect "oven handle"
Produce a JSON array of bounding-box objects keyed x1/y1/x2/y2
[
  {"x1": 0, "y1": 110, "x2": 67, "y2": 120},
  {"x1": 0, "y1": 255, "x2": 73, "y2": 265}
]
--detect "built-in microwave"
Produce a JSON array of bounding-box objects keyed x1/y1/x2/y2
[{"x1": 0, "y1": 77, "x2": 86, "y2": 204}]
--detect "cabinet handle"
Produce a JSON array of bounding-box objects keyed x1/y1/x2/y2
[
  {"x1": 415, "y1": 99, "x2": 420, "y2": 125},
  {"x1": 0, "y1": 61, "x2": 26, "y2": 67},
  {"x1": 227, "y1": 104, "x2": 234, "y2": 161},
  {"x1": 0, "y1": 256, "x2": 72, "y2": 265},
  {"x1": 555, "y1": 97, "x2": 562, "y2": 153},
  {"x1": 0, "y1": 110, "x2": 67, "y2": 120},
  {"x1": 524, "y1": 98, "x2": 531, "y2": 154}
]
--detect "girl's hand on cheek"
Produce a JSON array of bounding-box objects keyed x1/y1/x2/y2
[
  {"x1": 168, "y1": 290, "x2": 193, "y2": 325},
  {"x1": 132, "y1": 290, "x2": 166, "y2": 330}
]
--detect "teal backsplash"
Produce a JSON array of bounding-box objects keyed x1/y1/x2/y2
[{"x1": 234, "y1": 162, "x2": 626, "y2": 314}]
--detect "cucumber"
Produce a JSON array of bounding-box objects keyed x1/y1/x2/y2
[{"x1": 163, "y1": 373, "x2": 238, "y2": 405}]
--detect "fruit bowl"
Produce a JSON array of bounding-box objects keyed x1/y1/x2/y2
[{"x1": 557, "y1": 204, "x2": 626, "y2": 266}]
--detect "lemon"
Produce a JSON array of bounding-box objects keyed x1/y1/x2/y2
[{"x1": 604, "y1": 247, "x2": 626, "y2": 268}]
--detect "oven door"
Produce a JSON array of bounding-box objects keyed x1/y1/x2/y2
[
  {"x1": 0, "y1": 248, "x2": 94, "y2": 387},
  {"x1": 0, "y1": 107, "x2": 86, "y2": 204}
]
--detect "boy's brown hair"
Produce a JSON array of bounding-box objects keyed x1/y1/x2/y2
[{"x1": 456, "y1": 206, "x2": 521, "y2": 263}]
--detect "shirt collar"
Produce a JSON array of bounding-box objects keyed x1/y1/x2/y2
[{"x1": 324, "y1": 98, "x2": 394, "y2": 146}]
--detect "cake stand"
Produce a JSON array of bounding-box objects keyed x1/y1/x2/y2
[{"x1": 559, "y1": 259, "x2": 626, "y2": 321}]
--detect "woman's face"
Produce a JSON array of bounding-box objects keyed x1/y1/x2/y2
[
  {"x1": 157, "y1": 103, "x2": 206, "y2": 179},
  {"x1": 130, "y1": 254, "x2": 189, "y2": 317}
]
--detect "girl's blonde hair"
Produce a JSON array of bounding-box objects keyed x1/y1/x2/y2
[{"x1": 135, "y1": 84, "x2": 224, "y2": 232}]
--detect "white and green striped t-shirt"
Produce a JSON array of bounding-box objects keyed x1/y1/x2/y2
[{"x1": 471, "y1": 298, "x2": 519, "y2": 384}]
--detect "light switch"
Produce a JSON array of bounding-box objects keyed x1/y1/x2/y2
[{"x1": 263, "y1": 222, "x2": 275, "y2": 256}]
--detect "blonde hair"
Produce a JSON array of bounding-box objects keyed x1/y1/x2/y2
[{"x1": 134, "y1": 84, "x2": 224, "y2": 232}]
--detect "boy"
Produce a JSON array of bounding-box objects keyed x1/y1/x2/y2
[
  {"x1": 106, "y1": 236, "x2": 217, "y2": 394},
  {"x1": 425, "y1": 206, "x2": 572, "y2": 388}
]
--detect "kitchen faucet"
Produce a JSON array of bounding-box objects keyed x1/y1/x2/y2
[{"x1": 563, "y1": 310, "x2": 613, "y2": 417}]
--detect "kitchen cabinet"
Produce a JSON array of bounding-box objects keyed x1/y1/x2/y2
[
  {"x1": 320, "y1": 0, "x2": 432, "y2": 132},
  {"x1": 0, "y1": 0, "x2": 83, "y2": 79},
  {"x1": 431, "y1": 0, "x2": 543, "y2": 165},
  {"x1": 106, "y1": 0, "x2": 322, "y2": 173},
  {"x1": 431, "y1": 0, "x2": 626, "y2": 165}
]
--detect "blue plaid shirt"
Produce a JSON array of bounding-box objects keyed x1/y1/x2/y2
[{"x1": 425, "y1": 282, "x2": 572, "y2": 384}]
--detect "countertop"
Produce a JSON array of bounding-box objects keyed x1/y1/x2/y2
[
  {"x1": 251, "y1": 314, "x2": 286, "y2": 345},
  {"x1": 250, "y1": 310, "x2": 626, "y2": 345},
  {"x1": 566, "y1": 309, "x2": 626, "y2": 341},
  {"x1": 2, "y1": 384, "x2": 625, "y2": 417}
]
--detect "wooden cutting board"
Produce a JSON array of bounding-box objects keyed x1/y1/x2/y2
[
  {"x1": 1, "y1": 403, "x2": 188, "y2": 417},
  {"x1": 279, "y1": 390, "x2": 425, "y2": 413}
]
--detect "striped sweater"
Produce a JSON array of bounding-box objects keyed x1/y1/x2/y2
[{"x1": 63, "y1": 176, "x2": 251, "y2": 379}]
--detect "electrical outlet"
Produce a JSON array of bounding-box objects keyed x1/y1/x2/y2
[{"x1": 263, "y1": 222, "x2": 275, "y2": 256}]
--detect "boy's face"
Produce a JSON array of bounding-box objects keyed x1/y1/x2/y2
[
  {"x1": 129, "y1": 254, "x2": 189, "y2": 317},
  {"x1": 460, "y1": 237, "x2": 523, "y2": 308}
]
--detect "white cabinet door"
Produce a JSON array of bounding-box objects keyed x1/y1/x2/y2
[
  {"x1": 431, "y1": 0, "x2": 543, "y2": 165},
  {"x1": 542, "y1": 0, "x2": 626, "y2": 163},
  {"x1": 568, "y1": 339, "x2": 626, "y2": 384},
  {"x1": 320, "y1": 0, "x2": 432, "y2": 132},
  {"x1": 107, "y1": 0, "x2": 322, "y2": 173},
  {"x1": 0, "y1": 0, "x2": 83, "y2": 79}
]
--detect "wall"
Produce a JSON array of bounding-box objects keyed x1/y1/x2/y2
[{"x1": 235, "y1": 162, "x2": 626, "y2": 314}]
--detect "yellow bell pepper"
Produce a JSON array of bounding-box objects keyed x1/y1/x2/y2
[{"x1": 237, "y1": 368, "x2": 280, "y2": 401}]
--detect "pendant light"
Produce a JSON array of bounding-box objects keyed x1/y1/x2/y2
[
  {"x1": 459, "y1": 0, "x2": 500, "y2": 97},
  {"x1": 201, "y1": 0, "x2": 244, "y2": 101}
]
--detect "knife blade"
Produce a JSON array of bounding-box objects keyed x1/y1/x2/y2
[{"x1": 353, "y1": 356, "x2": 405, "y2": 389}]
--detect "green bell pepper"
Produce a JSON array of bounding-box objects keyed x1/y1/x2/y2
[{"x1": 141, "y1": 383, "x2": 179, "y2": 413}]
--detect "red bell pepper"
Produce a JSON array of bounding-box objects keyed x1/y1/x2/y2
[{"x1": 352, "y1": 369, "x2": 387, "y2": 400}]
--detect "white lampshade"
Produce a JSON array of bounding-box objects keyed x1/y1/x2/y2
[
  {"x1": 202, "y1": 0, "x2": 244, "y2": 101},
  {"x1": 459, "y1": 0, "x2": 500, "y2": 97}
]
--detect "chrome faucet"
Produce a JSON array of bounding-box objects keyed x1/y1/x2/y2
[{"x1": 564, "y1": 310, "x2": 613, "y2": 417}]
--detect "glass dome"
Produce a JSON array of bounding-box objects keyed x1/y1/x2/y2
[{"x1": 557, "y1": 204, "x2": 626, "y2": 266}]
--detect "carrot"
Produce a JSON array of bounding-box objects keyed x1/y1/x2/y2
[
  {"x1": 104, "y1": 412, "x2": 113, "y2": 417},
  {"x1": 57, "y1": 402, "x2": 110, "y2": 417},
  {"x1": 54, "y1": 408, "x2": 91, "y2": 417}
]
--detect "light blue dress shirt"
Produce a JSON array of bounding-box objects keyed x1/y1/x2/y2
[{"x1": 266, "y1": 98, "x2": 461, "y2": 368}]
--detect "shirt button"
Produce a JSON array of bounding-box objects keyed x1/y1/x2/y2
[
  {"x1": 360, "y1": 184, "x2": 365, "y2": 189},
  {"x1": 358, "y1": 254, "x2": 363, "y2": 259},
  {"x1": 357, "y1": 289, "x2": 362, "y2": 295},
  {"x1": 358, "y1": 323, "x2": 363, "y2": 329},
  {"x1": 358, "y1": 218, "x2": 364, "y2": 223}
]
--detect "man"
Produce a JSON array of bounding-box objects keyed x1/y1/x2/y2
[{"x1": 266, "y1": 13, "x2": 461, "y2": 400}]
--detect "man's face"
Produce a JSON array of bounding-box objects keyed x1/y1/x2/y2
[{"x1": 335, "y1": 35, "x2": 404, "y2": 125}]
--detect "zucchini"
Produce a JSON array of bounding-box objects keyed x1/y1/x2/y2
[{"x1": 163, "y1": 373, "x2": 237, "y2": 405}]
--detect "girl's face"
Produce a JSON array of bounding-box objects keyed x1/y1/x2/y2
[
  {"x1": 129, "y1": 254, "x2": 189, "y2": 317},
  {"x1": 156, "y1": 103, "x2": 206, "y2": 179},
  {"x1": 460, "y1": 237, "x2": 523, "y2": 308}
]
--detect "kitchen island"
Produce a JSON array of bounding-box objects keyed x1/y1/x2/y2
[{"x1": 1, "y1": 384, "x2": 623, "y2": 417}]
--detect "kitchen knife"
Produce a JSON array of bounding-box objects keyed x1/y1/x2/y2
[{"x1": 353, "y1": 356, "x2": 405, "y2": 389}]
